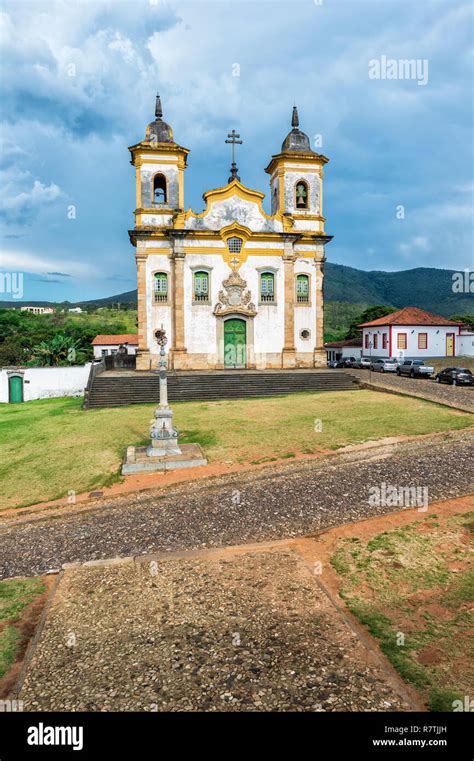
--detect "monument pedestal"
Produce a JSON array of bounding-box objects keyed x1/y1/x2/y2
[
  {"x1": 146, "y1": 405, "x2": 181, "y2": 456},
  {"x1": 122, "y1": 443, "x2": 207, "y2": 474}
]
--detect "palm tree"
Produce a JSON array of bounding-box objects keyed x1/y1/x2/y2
[{"x1": 29, "y1": 335, "x2": 81, "y2": 366}]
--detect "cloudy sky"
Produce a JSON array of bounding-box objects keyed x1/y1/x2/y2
[{"x1": 0, "y1": 0, "x2": 473, "y2": 302}]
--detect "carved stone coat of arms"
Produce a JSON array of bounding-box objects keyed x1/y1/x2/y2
[{"x1": 213, "y1": 270, "x2": 257, "y2": 317}]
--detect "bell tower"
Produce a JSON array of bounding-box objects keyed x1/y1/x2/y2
[
  {"x1": 129, "y1": 95, "x2": 189, "y2": 228},
  {"x1": 265, "y1": 106, "x2": 328, "y2": 235}
]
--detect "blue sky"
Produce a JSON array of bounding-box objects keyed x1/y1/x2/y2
[{"x1": 0, "y1": 0, "x2": 473, "y2": 302}]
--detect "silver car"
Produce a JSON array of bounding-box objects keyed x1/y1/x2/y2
[{"x1": 370, "y1": 358, "x2": 398, "y2": 373}]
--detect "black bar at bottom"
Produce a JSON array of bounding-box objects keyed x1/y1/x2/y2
[{"x1": 0, "y1": 711, "x2": 471, "y2": 760}]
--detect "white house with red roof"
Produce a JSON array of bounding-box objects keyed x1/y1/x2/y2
[
  {"x1": 358, "y1": 307, "x2": 472, "y2": 360},
  {"x1": 91, "y1": 334, "x2": 138, "y2": 360}
]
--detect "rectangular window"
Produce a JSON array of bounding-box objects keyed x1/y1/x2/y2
[
  {"x1": 365, "y1": 334, "x2": 369, "y2": 349},
  {"x1": 154, "y1": 273, "x2": 168, "y2": 303},
  {"x1": 260, "y1": 273, "x2": 275, "y2": 303},
  {"x1": 373, "y1": 334, "x2": 378, "y2": 349},
  {"x1": 194, "y1": 272, "x2": 209, "y2": 302},
  {"x1": 397, "y1": 333, "x2": 407, "y2": 350},
  {"x1": 382, "y1": 334, "x2": 388, "y2": 350},
  {"x1": 101, "y1": 349, "x2": 108, "y2": 356},
  {"x1": 418, "y1": 332, "x2": 428, "y2": 349},
  {"x1": 296, "y1": 274, "x2": 309, "y2": 303}
]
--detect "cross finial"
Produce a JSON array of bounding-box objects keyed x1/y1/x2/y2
[{"x1": 225, "y1": 129, "x2": 242, "y2": 182}]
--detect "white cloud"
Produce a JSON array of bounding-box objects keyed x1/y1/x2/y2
[{"x1": 0, "y1": 249, "x2": 97, "y2": 278}]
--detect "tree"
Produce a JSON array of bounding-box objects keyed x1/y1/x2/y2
[
  {"x1": 450, "y1": 314, "x2": 474, "y2": 331},
  {"x1": 28, "y1": 335, "x2": 85, "y2": 366},
  {"x1": 345, "y1": 305, "x2": 394, "y2": 339}
]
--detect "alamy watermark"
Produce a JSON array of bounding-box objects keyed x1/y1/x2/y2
[
  {"x1": 369, "y1": 55, "x2": 429, "y2": 86},
  {"x1": 452, "y1": 269, "x2": 473, "y2": 294},
  {"x1": 0, "y1": 699, "x2": 24, "y2": 712},
  {"x1": 368, "y1": 482, "x2": 428, "y2": 511},
  {"x1": 0, "y1": 272, "x2": 24, "y2": 299}
]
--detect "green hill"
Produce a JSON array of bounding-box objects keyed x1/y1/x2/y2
[{"x1": 324, "y1": 264, "x2": 472, "y2": 316}]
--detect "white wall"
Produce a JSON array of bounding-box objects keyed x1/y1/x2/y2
[
  {"x1": 93, "y1": 345, "x2": 137, "y2": 359},
  {"x1": 0, "y1": 364, "x2": 91, "y2": 403},
  {"x1": 362, "y1": 326, "x2": 460, "y2": 359},
  {"x1": 326, "y1": 346, "x2": 362, "y2": 361},
  {"x1": 458, "y1": 332, "x2": 474, "y2": 357}
]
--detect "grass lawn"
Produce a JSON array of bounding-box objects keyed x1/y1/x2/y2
[
  {"x1": 330, "y1": 511, "x2": 473, "y2": 711},
  {"x1": 0, "y1": 389, "x2": 472, "y2": 511},
  {"x1": 0, "y1": 578, "x2": 45, "y2": 680}
]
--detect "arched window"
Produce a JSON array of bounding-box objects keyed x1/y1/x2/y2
[
  {"x1": 154, "y1": 272, "x2": 168, "y2": 303},
  {"x1": 260, "y1": 272, "x2": 275, "y2": 303},
  {"x1": 295, "y1": 180, "x2": 309, "y2": 209},
  {"x1": 296, "y1": 274, "x2": 309, "y2": 303},
  {"x1": 153, "y1": 174, "x2": 167, "y2": 204},
  {"x1": 193, "y1": 271, "x2": 210, "y2": 303},
  {"x1": 227, "y1": 236, "x2": 243, "y2": 253}
]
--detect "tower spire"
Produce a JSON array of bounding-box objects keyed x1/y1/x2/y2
[
  {"x1": 291, "y1": 105, "x2": 299, "y2": 129},
  {"x1": 155, "y1": 93, "x2": 163, "y2": 120}
]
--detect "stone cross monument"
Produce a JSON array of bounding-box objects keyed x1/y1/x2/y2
[
  {"x1": 121, "y1": 326, "x2": 207, "y2": 474},
  {"x1": 147, "y1": 328, "x2": 181, "y2": 457}
]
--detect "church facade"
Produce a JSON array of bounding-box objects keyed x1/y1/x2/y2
[{"x1": 129, "y1": 97, "x2": 332, "y2": 371}]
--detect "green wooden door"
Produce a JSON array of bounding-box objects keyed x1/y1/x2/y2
[
  {"x1": 224, "y1": 319, "x2": 246, "y2": 368},
  {"x1": 9, "y1": 375, "x2": 23, "y2": 403}
]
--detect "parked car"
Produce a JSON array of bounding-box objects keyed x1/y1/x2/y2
[
  {"x1": 347, "y1": 357, "x2": 363, "y2": 369},
  {"x1": 343, "y1": 356, "x2": 358, "y2": 367},
  {"x1": 435, "y1": 367, "x2": 473, "y2": 386},
  {"x1": 370, "y1": 358, "x2": 398, "y2": 373},
  {"x1": 359, "y1": 357, "x2": 372, "y2": 369},
  {"x1": 396, "y1": 359, "x2": 434, "y2": 378},
  {"x1": 327, "y1": 359, "x2": 345, "y2": 368}
]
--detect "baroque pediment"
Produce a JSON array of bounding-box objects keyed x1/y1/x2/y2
[{"x1": 184, "y1": 179, "x2": 284, "y2": 234}]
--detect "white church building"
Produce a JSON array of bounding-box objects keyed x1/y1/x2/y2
[{"x1": 129, "y1": 97, "x2": 332, "y2": 371}]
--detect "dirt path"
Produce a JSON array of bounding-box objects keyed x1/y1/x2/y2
[
  {"x1": 0, "y1": 432, "x2": 472, "y2": 579},
  {"x1": 13, "y1": 496, "x2": 471, "y2": 713},
  {"x1": 16, "y1": 546, "x2": 414, "y2": 712}
]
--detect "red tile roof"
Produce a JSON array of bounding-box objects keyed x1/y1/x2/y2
[
  {"x1": 92, "y1": 334, "x2": 138, "y2": 346},
  {"x1": 324, "y1": 337, "x2": 363, "y2": 348},
  {"x1": 358, "y1": 307, "x2": 462, "y2": 328}
]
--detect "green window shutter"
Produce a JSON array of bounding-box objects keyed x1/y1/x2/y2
[
  {"x1": 296, "y1": 274, "x2": 309, "y2": 301},
  {"x1": 260, "y1": 273, "x2": 275, "y2": 301},
  {"x1": 154, "y1": 273, "x2": 168, "y2": 301},
  {"x1": 194, "y1": 271, "x2": 209, "y2": 300}
]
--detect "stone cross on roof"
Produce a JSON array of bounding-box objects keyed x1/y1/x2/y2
[{"x1": 225, "y1": 129, "x2": 242, "y2": 182}]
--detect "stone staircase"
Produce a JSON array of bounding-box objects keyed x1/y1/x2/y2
[{"x1": 85, "y1": 370, "x2": 359, "y2": 408}]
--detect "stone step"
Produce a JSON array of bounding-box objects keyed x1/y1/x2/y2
[{"x1": 86, "y1": 371, "x2": 359, "y2": 407}]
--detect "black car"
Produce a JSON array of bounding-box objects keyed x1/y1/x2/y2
[{"x1": 435, "y1": 367, "x2": 473, "y2": 386}]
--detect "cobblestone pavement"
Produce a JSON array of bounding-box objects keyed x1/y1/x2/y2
[
  {"x1": 19, "y1": 549, "x2": 414, "y2": 712},
  {"x1": 346, "y1": 368, "x2": 474, "y2": 413},
  {"x1": 1, "y1": 433, "x2": 472, "y2": 579}
]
